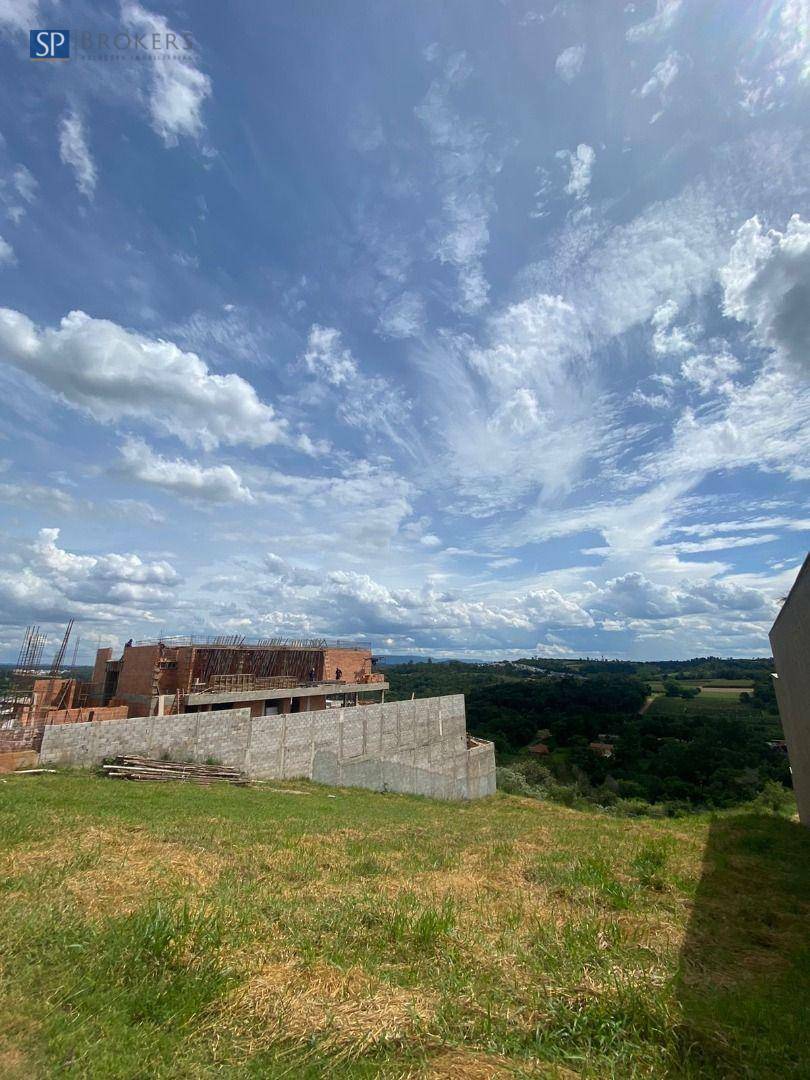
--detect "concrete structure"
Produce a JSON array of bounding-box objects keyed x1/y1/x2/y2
[
  {"x1": 39, "y1": 694, "x2": 497, "y2": 801},
  {"x1": 770, "y1": 553, "x2": 810, "y2": 826},
  {"x1": 93, "y1": 638, "x2": 386, "y2": 718}
]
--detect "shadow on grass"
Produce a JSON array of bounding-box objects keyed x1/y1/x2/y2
[{"x1": 676, "y1": 812, "x2": 810, "y2": 1077}]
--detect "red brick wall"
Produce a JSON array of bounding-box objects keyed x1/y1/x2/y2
[
  {"x1": 46, "y1": 705, "x2": 128, "y2": 725},
  {"x1": 115, "y1": 645, "x2": 159, "y2": 699},
  {"x1": 91, "y1": 647, "x2": 112, "y2": 691},
  {"x1": 323, "y1": 648, "x2": 372, "y2": 682},
  {"x1": 175, "y1": 646, "x2": 196, "y2": 694}
]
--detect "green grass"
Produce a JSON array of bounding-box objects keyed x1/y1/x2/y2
[
  {"x1": 1, "y1": 774, "x2": 808, "y2": 1078},
  {"x1": 646, "y1": 693, "x2": 752, "y2": 716}
]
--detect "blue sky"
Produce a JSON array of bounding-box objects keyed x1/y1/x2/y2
[{"x1": 0, "y1": 0, "x2": 808, "y2": 663}]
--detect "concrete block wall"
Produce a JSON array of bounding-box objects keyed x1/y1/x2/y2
[
  {"x1": 770, "y1": 553, "x2": 810, "y2": 826},
  {"x1": 39, "y1": 694, "x2": 496, "y2": 801}
]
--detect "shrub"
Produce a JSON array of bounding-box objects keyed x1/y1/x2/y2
[
  {"x1": 495, "y1": 767, "x2": 535, "y2": 796},
  {"x1": 754, "y1": 779, "x2": 794, "y2": 814},
  {"x1": 518, "y1": 759, "x2": 552, "y2": 787}
]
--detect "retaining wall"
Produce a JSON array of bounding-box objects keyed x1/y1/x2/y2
[{"x1": 39, "y1": 694, "x2": 496, "y2": 801}]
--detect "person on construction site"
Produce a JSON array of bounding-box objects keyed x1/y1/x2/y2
[
  {"x1": 308, "y1": 666, "x2": 316, "y2": 683},
  {"x1": 335, "y1": 667, "x2": 343, "y2": 682}
]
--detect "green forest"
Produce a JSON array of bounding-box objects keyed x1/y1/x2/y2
[{"x1": 383, "y1": 657, "x2": 789, "y2": 815}]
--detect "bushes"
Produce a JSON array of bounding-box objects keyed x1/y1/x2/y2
[
  {"x1": 663, "y1": 681, "x2": 700, "y2": 699},
  {"x1": 494, "y1": 767, "x2": 535, "y2": 796}
]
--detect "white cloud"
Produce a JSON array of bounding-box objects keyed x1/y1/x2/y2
[
  {"x1": 0, "y1": 307, "x2": 306, "y2": 452},
  {"x1": 300, "y1": 324, "x2": 412, "y2": 446},
  {"x1": 651, "y1": 300, "x2": 693, "y2": 355},
  {"x1": 0, "y1": 527, "x2": 180, "y2": 625},
  {"x1": 638, "y1": 50, "x2": 682, "y2": 99},
  {"x1": 0, "y1": 481, "x2": 77, "y2": 514},
  {"x1": 555, "y1": 45, "x2": 586, "y2": 82},
  {"x1": 740, "y1": 0, "x2": 810, "y2": 113},
  {"x1": 642, "y1": 366, "x2": 810, "y2": 485},
  {"x1": 121, "y1": 2, "x2": 212, "y2": 146},
  {"x1": 557, "y1": 143, "x2": 595, "y2": 199},
  {"x1": 626, "y1": 0, "x2": 682, "y2": 42},
  {"x1": 680, "y1": 348, "x2": 740, "y2": 394},
  {"x1": 592, "y1": 571, "x2": 772, "y2": 620},
  {"x1": 721, "y1": 214, "x2": 810, "y2": 377},
  {"x1": 266, "y1": 566, "x2": 595, "y2": 641},
  {"x1": 415, "y1": 52, "x2": 497, "y2": 313},
  {"x1": 0, "y1": 0, "x2": 38, "y2": 32},
  {"x1": 377, "y1": 291, "x2": 426, "y2": 339},
  {"x1": 12, "y1": 165, "x2": 37, "y2": 203},
  {"x1": 302, "y1": 325, "x2": 359, "y2": 386},
  {"x1": 117, "y1": 437, "x2": 254, "y2": 504},
  {"x1": 430, "y1": 184, "x2": 725, "y2": 508},
  {"x1": 0, "y1": 236, "x2": 14, "y2": 265},
  {"x1": 59, "y1": 112, "x2": 97, "y2": 199}
]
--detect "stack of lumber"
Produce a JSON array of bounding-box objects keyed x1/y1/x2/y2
[{"x1": 102, "y1": 756, "x2": 249, "y2": 786}]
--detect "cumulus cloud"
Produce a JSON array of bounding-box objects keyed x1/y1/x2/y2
[
  {"x1": 555, "y1": 45, "x2": 586, "y2": 82},
  {"x1": 58, "y1": 111, "x2": 97, "y2": 199},
  {"x1": 117, "y1": 437, "x2": 254, "y2": 503},
  {"x1": 274, "y1": 566, "x2": 595, "y2": 640},
  {"x1": 0, "y1": 307, "x2": 306, "y2": 451},
  {"x1": 593, "y1": 571, "x2": 771, "y2": 620},
  {"x1": 721, "y1": 214, "x2": 810, "y2": 377},
  {"x1": 557, "y1": 143, "x2": 595, "y2": 199},
  {"x1": 122, "y1": 2, "x2": 212, "y2": 146},
  {"x1": 0, "y1": 527, "x2": 180, "y2": 625}
]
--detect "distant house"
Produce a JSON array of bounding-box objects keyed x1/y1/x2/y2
[
  {"x1": 527, "y1": 742, "x2": 550, "y2": 756},
  {"x1": 589, "y1": 741, "x2": 614, "y2": 758}
]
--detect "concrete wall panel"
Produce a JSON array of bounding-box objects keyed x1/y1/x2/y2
[{"x1": 40, "y1": 695, "x2": 496, "y2": 801}]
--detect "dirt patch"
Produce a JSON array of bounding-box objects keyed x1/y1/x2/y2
[{"x1": 0, "y1": 750, "x2": 39, "y2": 773}]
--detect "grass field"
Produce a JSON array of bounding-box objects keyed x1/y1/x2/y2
[
  {"x1": 645, "y1": 692, "x2": 753, "y2": 717},
  {"x1": 1, "y1": 774, "x2": 808, "y2": 1079}
]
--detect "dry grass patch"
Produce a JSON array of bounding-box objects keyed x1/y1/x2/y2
[
  {"x1": 1, "y1": 824, "x2": 224, "y2": 916},
  {"x1": 216, "y1": 958, "x2": 437, "y2": 1060},
  {"x1": 422, "y1": 1047, "x2": 561, "y2": 1078}
]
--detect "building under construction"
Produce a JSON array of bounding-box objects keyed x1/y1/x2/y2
[
  {"x1": 2, "y1": 622, "x2": 127, "y2": 729},
  {"x1": 3, "y1": 628, "x2": 387, "y2": 730},
  {"x1": 92, "y1": 635, "x2": 386, "y2": 718}
]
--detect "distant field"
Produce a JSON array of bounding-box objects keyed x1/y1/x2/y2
[
  {"x1": 646, "y1": 694, "x2": 752, "y2": 717},
  {"x1": 1, "y1": 774, "x2": 807, "y2": 1078},
  {"x1": 697, "y1": 679, "x2": 756, "y2": 688},
  {"x1": 697, "y1": 686, "x2": 749, "y2": 696}
]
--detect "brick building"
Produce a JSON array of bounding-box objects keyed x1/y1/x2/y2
[{"x1": 92, "y1": 638, "x2": 387, "y2": 719}]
